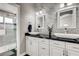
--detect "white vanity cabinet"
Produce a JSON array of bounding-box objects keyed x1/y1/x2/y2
[
  {"x1": 50, "y1": 40, "x2": 66, "y2": 56},
  {"x1": 26, "y1": 36, "x2": 31, "y2": 55},
  {"x1": 38, "y1": 38, "x2": 50, "y2": 56},
  {"x1": 26, "y1": 36, "x2": 50, "y2": 56},
  {"x1": 66, "y1": 42, "x2": 79, "y2": 56},
  {"x1": 26, "y1": 36, "x2": 38, "y2": 56},
  {"x1": 26, "y1": 36, "x2": 79, "y2": 56}
]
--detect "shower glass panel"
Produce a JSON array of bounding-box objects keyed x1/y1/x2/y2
[
  {"x1": 4, "y1": 17, "x2": 16, "y2": 46},
  {"x1": 0, "y1": 15, "x2": 5, "y2": 46},
  {"x1": 0, "y1": 10, "x2": 16, "y2": 47}
]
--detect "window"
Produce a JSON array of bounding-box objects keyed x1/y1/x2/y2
[
  {"x1": 0, "y1": 16, "x2": 3, "y2": 23},
  {"x1": 5, "y1": 17, "x2": 13, "y2": 23}
]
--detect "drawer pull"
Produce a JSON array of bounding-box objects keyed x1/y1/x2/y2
[{"x1": 42, "y1": 48, "x2": 45, "y2": 49}]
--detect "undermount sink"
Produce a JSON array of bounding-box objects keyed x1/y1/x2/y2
[{"x1": 54, "y1": 33, "x2": 79, "y2": 39}]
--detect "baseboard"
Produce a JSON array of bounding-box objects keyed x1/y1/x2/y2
[{"x1": 19, "y1": 52, "x2": 26, "y2": 56}]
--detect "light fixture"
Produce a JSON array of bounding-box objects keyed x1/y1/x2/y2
[
  {"x1": 39, "y1": 10, "x2": 43, "y2": 14},
  {"x1": 60, "y1": 3, "x2": 73, "y2": 8},
  {"x1": 36, "y1": 12, "x2": 39, "y2": 15},
  {"x1": 60, "y1": 3, "x2": 64, "y2": 8},
  {"x1": 67, "y1": 3, "x2": 73, "y2": 5},
  {"x1": 36, "y1": 9, "x2": 46, "y2": 15}
]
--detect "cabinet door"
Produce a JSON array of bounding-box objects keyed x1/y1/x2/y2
[
  {"x1": 26, "y1": 36, "x2": 32, "y2": 55},
  {"x1": 26, "y1": 37, "x2": 39, "y2": 56},
  {"x1": 30, "y1": 37, "x2": 38, "y2": 56},
  {"x1": 50, "y1": 45, "x2": 64, "y2": 56},
  {"x1": 39, "y1": 39, "x2": 49, "y2": 56},
  {"x1": 66, "y1": 42, "x2": 79, "y2": 56},
  {"x1": 68, "y1": 50, "x2": 79, "y2": 56},
  {"x1": 52, "y1": 46, "x2": 64, "y2": 56},
  {"x1": 50, "y1": 40, "x2": 65, "y2": 56},
  {"x1": 39, "y1": 45, "x2": 49, "y2": 56}
]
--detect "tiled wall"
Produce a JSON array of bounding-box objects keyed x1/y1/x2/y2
[{"x1": 34, "y1": 3, "x2": 79, "y2": 34}]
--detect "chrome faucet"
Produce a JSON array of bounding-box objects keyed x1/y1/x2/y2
[{"x1": 64, "y1": 28, "x2": 68, "y2": 34}]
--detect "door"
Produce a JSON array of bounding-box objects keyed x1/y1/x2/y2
[
  {"x1": 68, "y1": 50, "x2": 79, "y2": 56},
  {"x1": 4, "y1": 17, "x2": 16, "y2": 44},
  {"x1": 50, "y1": 40, "x2": 65, "y2": 56},
  {"x1": 26, "y1": 37, "x2": 38, "y2": 56},
  {"x1": 0, "y1": 11, "x2": 16, "y2": 54},
  {"x1": 52, "y1": 46, "x2": 64, "y2": 56},
  {"x1": 38, "y1": 39, "x2": 49, "y2": 56},
  {"x1": 66, "y1": 42, "x2": 79, "y2": 56},
  {"x1": 30, "y1": 37, "x2": 38, "y2": 56},
  {"x1": 26, "y1": 36, "x2": 31, "y2": 55},
  {"x1": 50, "y1": 44, "x2": 64, "y2": 56},
  {"x1": 39, "y1": 44, "x2": 49, "y2": 56}
]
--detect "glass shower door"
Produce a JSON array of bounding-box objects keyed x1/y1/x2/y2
[
  {"x1": 4, "y1": 17, "x2": 16, "y2": 45},
  {"x1": 0, "y1": 16, "x2": 5, "y2": 46},
  {"x1": 0, "y1": 11, "x2": 17, "y2": 56}
]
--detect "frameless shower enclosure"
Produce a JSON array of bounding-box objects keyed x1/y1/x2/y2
[{"x1": 0, "y1": 10, "x2": 16, "y2": 55}]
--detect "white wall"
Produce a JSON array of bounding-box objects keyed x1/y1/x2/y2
[{"x1": 20, "y1": 3, "x2": 36, "y2": 54}]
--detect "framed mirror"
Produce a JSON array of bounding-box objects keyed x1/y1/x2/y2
[
  {"x1": 57, "y1": 6, "x2": 76, "y2": 28},
  {"x1": 36, "y1": 14, "x2": 45, "y2": 31}
]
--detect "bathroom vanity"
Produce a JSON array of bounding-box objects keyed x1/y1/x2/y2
[{"x1": 25, "y1": 33, "x2": 79, "y2": 56}]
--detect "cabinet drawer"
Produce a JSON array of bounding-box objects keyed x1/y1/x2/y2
[
  {"x1": 39, "y1": 38, "x2": 49, "y2": 45},
  {"x1": 39, "y1": 45, "x2": 49, "y2": 56},
  {"x1": 66, "y1": 42, "x2": 79, "y2": 52},
  {"x1": 50, "y1": 40, "x2": 65, "y2": 48}
]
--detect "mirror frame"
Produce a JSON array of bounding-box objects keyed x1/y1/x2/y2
[
  {"x1": 57, "y1": 6, "x2": 77, "y2": 29},
  {"x1": 35, "y1": 14, "x2": 45, "y2": 30}
]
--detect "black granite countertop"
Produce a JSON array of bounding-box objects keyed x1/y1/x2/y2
[{"x1": 25, "y1": 33, "x2": 79, "y2": 44}]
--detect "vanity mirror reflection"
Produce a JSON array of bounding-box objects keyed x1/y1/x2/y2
[
  {"x1": 35, "y1": 12, "x2": 45, "y2": 32},
  {"x1": 57, "y1": 6, "x2": 77, "y2": 29}
]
